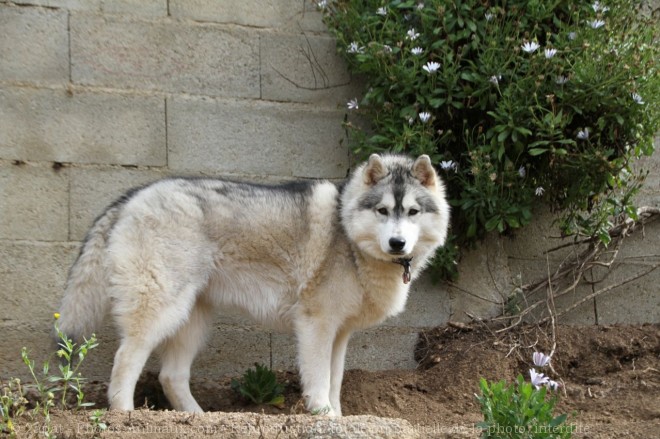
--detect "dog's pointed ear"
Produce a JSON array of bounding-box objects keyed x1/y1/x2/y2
[
  {"x1": 412, "y1": 155, "x2": 437, "y2": 188},
  {"x1": 363, "y1": 154, "x2": 388, "y2": 186}
]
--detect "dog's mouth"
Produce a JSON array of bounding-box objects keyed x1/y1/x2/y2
[{"x1": 388, "y1": 250, "x2": 406, "y2": 256}]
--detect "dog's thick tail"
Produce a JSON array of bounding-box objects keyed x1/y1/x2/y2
[{"x1": 57, "y1": 205, "x2": 122, "y2": 342}]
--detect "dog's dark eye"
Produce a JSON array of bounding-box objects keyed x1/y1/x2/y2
[
  {"x1": 377, "y1": 207, "x2": 388, "y2": 216},
  {"x1": 409, "y1": 208, "x2": 420, "y2": 216}
]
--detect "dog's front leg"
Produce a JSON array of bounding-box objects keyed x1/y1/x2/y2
[
  {"x1": 295, "y1": 316, "x2": 337, "y2": 416},
  {"x1": 329, "y1": 329, "x2": 351, "y2": 416}
]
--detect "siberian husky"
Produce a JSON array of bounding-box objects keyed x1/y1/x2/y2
[{"x1": 58, "y1": 154, "x2": 450, "y2": 416}]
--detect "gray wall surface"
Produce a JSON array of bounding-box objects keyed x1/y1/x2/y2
[{"x1": 1, "y1": 0, "x2": 658, "y2": 383}]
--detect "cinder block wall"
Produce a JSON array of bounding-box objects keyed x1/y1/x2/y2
[{"x1": 1, "y1": 0, "x2": 658, "y2": 385}]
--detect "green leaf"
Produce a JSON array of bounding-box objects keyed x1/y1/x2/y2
[
  {"x1": 528, "y1": 148, "x2": 548, "y2": 156},
  {"x1": 549, "y1": 413, "x2": 568, "y2": 427},
  {"x1": 484, "y1": 216, "x2": 501, "y2": 231}
]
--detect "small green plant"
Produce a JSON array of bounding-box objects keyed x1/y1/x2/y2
[
  {"x1": 231, "y1": 363, "x2": 285, "y2": 408},
  {"x1": 89, "y1": 408, "x2": 108, "y2": 433},
  {"x1": 22, "y1": 315, "x2": 99, "y2": 411},
  {"x1": 476, "y1": 352, "x2": 574, "y2": 438},
  {"x1": 0, "y1": 378, "x2": 28, "y2": 437},
  {"x1": 1, "y1": 314, "x2": 99, "y2": 438}
]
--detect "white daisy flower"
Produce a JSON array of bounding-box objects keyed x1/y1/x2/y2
[
  {"x1": 592, "y1": 1, "x2": 610, "y2": 13},
  {"x1": 408, "y1": 117, "x2": 415, "y2": 125},
  {"x1": 407, "y1": 28, "x2": 420, "y2": 40},
  {"x1": 535, "y1": 186, "x2": 545, "y2": 196},
  {"x1": 533, "y1": 352, "x2": 551, "y2": 367},
  {"x1": 589, "y1": 19, "x2": 605, "y2": 29},
  {"x1": 521, "y1": 41, "x2": 540, "y2": 53},
  {"x1": 422, "y1": 61, "x2": 441, "y2": 74},
  {"x1": 489, "y1": 75, "x2": 502, "y2": 85},
  {"x1": 631, "y1": 93, "x2": 644, "y2": 105},
  {"x1": 419, "y1": 112, "x2": 432, "y2": 123},
  {"x1": 577, "y1": 128, "x2": 590, "y2": 140},
  {"x1": 485, "y1": 12, "x2": 494, "y2": 21},
  {"x1": 518, "y1": 166, "x2": 526, "y2": 178},
  {"x1": 440, "y1": 160, "x2": 456, "y2": 171},
  {"x1": 382, "y1": 45, "x2": 393, "y2": 53},
  {"x1": 347, "y1": 41, "x2": 364, "y2": 54},
  {"x1": 530, "y1": 369, "x2": 549, "y2": 389},
  {"x1": 347, "y1": 98, "x2": 359, "y2": 110},
  {"x1": 555, "y1": 75, "x2": 569, "y2": 85},
  {"x1": 376, "y1": 7, "x2": 388, "y2": 16},
  {"x1": 416, "y1": 2, "x2": 424, "y2": 10},
  {"x1": 544, "y1": 48, "x2": 557, "y2": 59},
  {"x1": 411, "y1": 47, "x2": 424, "y2": 55}
]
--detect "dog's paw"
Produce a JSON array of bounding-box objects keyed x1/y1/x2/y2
[{"x1": 310, "y1": 405, "x2": 336, "y2": 416}]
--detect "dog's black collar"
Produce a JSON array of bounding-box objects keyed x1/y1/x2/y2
[{"x1": 393, "y1": 257, "x2": 413, "y2": 284}]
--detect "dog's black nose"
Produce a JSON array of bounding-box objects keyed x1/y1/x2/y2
[{"x1": 389, "y1": 237, "x2": 406, "y2": 252}]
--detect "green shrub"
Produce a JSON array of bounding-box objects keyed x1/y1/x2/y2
[
  {"x1": 231, "y1": 363, "x2": 285, "y2": 407},
  {"x1": 320, "y1": 0, "x2": 659, "y2": 279},
  {"x1": 477, "y1": 376, "x2": 573, "y2": 439},
  {"x1": 476, "y1": 351, "x2": 574, "y2": 438}
]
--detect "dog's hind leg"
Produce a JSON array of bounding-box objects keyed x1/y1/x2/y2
[
  {"x1": 107, "y1": 334, "x2": 156, "y2": 410},
  {"x1": 329, "y1": 329, "x2": 351, "y2": 416},
  {"x1": 107, "y1": 280, "x2": 208, "y2": 411},
  {"x1": 157, "y1": 300, "x2": 213, "y2": 413}
]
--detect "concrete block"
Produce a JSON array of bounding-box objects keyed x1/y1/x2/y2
[
  {"x1": 345, "y1": 328, "x2": 420, "y2": 370},
  {"x1": 0, "y1": 163, "x2": 69, "y2": 241},
  {"x1": 450, "y1": 234, "x2": 511, "y2": 322},
  {"x1": 71, "y1": 14, "x2": 260, "y2": 98},
  {"x1": 387, "y1": 275, "x2": 451, "y2": 328},
  {"x1": 69, "y1": 167, "x2": 166, "y2": 240},
  {"x1": 11, "y1": 0, "x2": 101, "y2": 11},
  {"x1": 0, "y1": 320, "x2": 58, "y2": 382},
  {"x1": 502, "y1": 207, "x2": 578, "y2": 262},
  {"x1": 272, "y1": 327, "x2": 420, "y2": 372},
  {"x1": 0, "y1": 6, "x2": 68, "y2": 84},
  {"x1": 520, "y1": 275, "x2": 597, "y2": 325},
  {"x1": 590, "y1": 221, "x2": 660, "y2": 324},
  {"x1": 197, "y1": 324, "x2": 272, "y2": 378},
  {"x1": 261, "y1": 33, "x2": 361, "y2": 106},
  {"x1": 0, "y1": 88, "x2": 166, "y2": 166},
  {"x1": 290, "y1": 0, "x2": 329, "y2": 33},
  {"x1": 0, "y1": 241, "x2": 79, "y2": 326},
  {"x1": 169, "y1": 0, "x2": 327, "y2": 32},
  {"x1": 101, "y1": 0, "x2": 167, "y2": 17},
  {"x1": 634, "y1": 152, "x2": 660, "y2": 206},
  {"x1": 167, "y1": 96, "x2": 349, "y2": 178},
  {"x1": 595, "y1": 262, "x2": 660, "y2": 324}
]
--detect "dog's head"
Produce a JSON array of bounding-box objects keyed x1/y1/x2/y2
[{"x1": 341, "y1": 154, "x2": 450, "y2": 263}]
